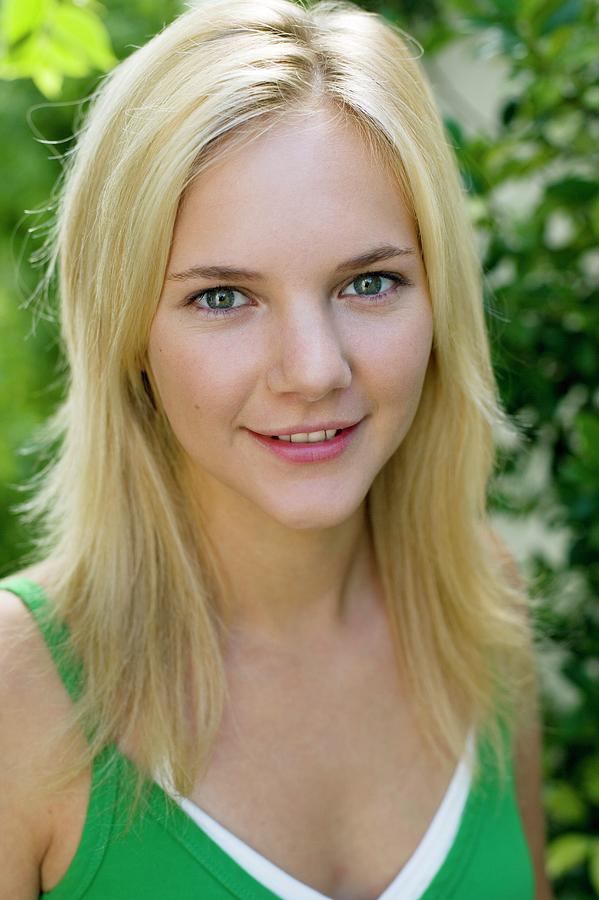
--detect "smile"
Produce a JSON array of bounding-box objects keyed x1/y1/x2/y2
[
  {"x1": 272, "y1": 429, "x2": 340, "y2": 443},
  {"x1": 246, "y1": 421, "x2": 363, "y2": 463}
]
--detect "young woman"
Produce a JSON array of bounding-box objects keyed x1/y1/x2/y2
[{"x1": 0, "y1": 0, "x2": 553, "y2": 897}]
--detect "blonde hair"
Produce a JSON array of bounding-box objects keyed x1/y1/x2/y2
[{"x1": 24, "y1": 0, "x2": 536, "y2": 805}]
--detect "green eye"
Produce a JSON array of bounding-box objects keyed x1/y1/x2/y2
[
  {"x1": 188, "y1": 286, "x2": 249, "y2": 316},
  {"x1": 353, "y1": 274, "x2": 387, "y2": 295},
  {"x1": 343, "y1": 272, "x2": 410, "y2": 299},
  {"x1": 186, "y1": 270, "x2": 412, "y2": 318}
]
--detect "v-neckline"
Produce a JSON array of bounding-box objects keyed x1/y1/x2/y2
[
  {"x1": 166, "y1": 729, "x2": 475, "y2": 900},
  {"x1": 111, "y1": 729, "x2": 489, "y2": 900}
]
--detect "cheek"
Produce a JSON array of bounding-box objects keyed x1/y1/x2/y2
[
  {"x1": 358, "y1": 307, "x2": 433, "y2": 409},
  {"x1": 147, "y1": 318, "x2": 258, "y2": 435}
]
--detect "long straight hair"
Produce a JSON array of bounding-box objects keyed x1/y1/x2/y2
[{"x1": 23, "y1": 0, "x2": 536, "y2": 803}]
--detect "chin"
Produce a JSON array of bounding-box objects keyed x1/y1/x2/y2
[{"x1": 257, "y1": 491, "x2": 366, "y2": 532}]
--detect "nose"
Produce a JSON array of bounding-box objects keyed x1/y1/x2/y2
[{"x1": 266, "y1": 301, "x2": 352, "y2": 401}]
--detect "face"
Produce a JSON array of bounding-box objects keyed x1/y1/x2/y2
[{"x1": 147, "y1": 106, "x2": 434, "y2": 531}]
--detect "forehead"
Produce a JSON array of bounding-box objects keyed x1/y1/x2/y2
[{"x1": 169, "y1": 107, "x2": 417, "y2": 277}]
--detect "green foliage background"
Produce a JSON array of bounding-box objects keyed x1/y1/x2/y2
[{"x1": 1, "y1": 0, "x2": 598, "y2": 895}]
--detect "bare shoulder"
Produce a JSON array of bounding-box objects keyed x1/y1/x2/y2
[
  {"x1": 0, "y1": 563, "x2": 86, "y2": 898},
  {"x1": 0, "y1": 561, "x2": 61, "y2": 699},
  {"x1": 0, "y1": 562, "x2": 63, "y2": 727},
  {"x1": 483, "y1": 525, "x2": 554, "y2": 897}
]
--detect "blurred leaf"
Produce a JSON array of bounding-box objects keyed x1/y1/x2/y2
[
  {"x1": 0, "y1": 0, "x2": 117, "y2": 97},
  {"x1": 545, "y1": 178, "x2": 599, "y2": 205},
  {"x1": 574, "y1": 413, "x2": 599, "y2": 469},
  {"x1": 538, "y1": 0, "x2": 585, "y2": 36},
  {"x1": 1, "y1": 0, "x2": 49, "y2": 44},
  {"x1": 32, "y1": 65, "x2": 63, "y2": 98},
  {"x1": 34, "y1": 29, "x2": 91, "y2": 78},
  {"x1": 547, "y1": 834, "x2": 590, "y2": 879},
  {"x1": 444, "y1": 116, "x2": 465, "y2": 150},
  {"x1": 501, "y1": 97, "x2": 519, "y2": 126},
  {"x1": 590, "y1": 840, "x2": 599, "y2": 895},
  {"x1": 580, "y1": 754, "x2": 599, "y2": 805},
  {"x1": 49, "y1": 4, "x2": 117, "y2": 71},
  {"x1": 546, "y1": 781, "x2": 588, "y2": 826}
]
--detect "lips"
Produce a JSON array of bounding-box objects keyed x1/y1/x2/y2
[
  {"x1": 251, "y1": 419, "x2": 363, "y2": 438},
  {"x1": 246, "y1": 420, "x2": 363, "y2": 463}
]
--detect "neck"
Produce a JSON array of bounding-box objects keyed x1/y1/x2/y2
[{"x1": 193, "y1": 483, "x2": 379, "y2": 648}]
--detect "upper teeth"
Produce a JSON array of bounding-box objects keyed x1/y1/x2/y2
[{"x1": 276, "y1": 429, "x2": 339, "y2": 442}]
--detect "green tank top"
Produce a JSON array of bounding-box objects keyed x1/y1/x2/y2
[{"x1": 0, "y1": 576, "x2": 535, "y2": 899}]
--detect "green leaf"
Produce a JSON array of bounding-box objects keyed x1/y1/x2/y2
[
  {"x1": 590, "y1": 840, "x2": 599, "y2": 895},
  {"x1": 538, "y1": 0, "x2": 584, "y2": 36},
  {"x1": 501, "y1": 97, "x2": 519, "y2": 126},
  {"x1": 0, "y1": 0, "x2": 117, "y2": 95},
  {"x1": 1, "y1": 29, "x2": 83, "y2": 89},
  {"x1": 583, "y1": 86, "x2": 599, "y2": 111},
  {"x1": 546, "y1": 781, "x2": 588, "y2": 825},
  {"x1": 444, "y1": 116, "x2": 464, "y2": 150},
  {"x1": 1, "y1": 0, "x2": 49, "y2": 45},
  {"x1": 489, "y1": 0, "x2": 519, "y2": 21},
  {"x1": 546, "y1": 177, "x2": 599, "y2": 204},
  {"x1": 547, "y1": 833, "x2": 590, "y2": 879},
  {"x1": 574, "y1": 413, "x2": 599, "y2": 469},
  {"x1": 35, "y1": 29, "x2": 90, "y2": 78},
  {"x1": 47, "y1": 4, "x2": 117, "y2": 71},
  {"x1": 31, "y1": 65, "x2": 62, "y2": 98},
  {"x1": 580, "y1": 754, "x2": 599, "y2": 804}
]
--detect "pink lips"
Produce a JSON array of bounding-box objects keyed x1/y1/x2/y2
[{"x1": 246, "y1": 421, "x2": 362, "y2": 463}]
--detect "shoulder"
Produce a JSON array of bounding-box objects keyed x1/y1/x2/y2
[
  {"x1": 0, "y1": 562, "x2": 62, "y2": 712},
  {"x1": 0, "y1": 562, "x2": 62, "y2": 709},
  {"x1": 0, "y1": 564, "x2": 86, "y2": 896}
]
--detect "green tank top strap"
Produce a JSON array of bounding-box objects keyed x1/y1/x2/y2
[{"x1": 0, "y1": 575, "x2": 85, "y2": 707}]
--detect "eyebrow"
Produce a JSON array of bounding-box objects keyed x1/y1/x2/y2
[{"x1": 167, "y1": 243, "x2": 416, "y2": 282}]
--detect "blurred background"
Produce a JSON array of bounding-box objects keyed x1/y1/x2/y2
[{"x1": 0, "y1": 0, "x2": 597, "y2": 894}]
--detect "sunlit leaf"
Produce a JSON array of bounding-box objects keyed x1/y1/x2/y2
[
  {"x1": 1, "y1": 0, "x2": 49, "y2": 45},
  {"x1": 590, "y1": 841, "x2": 599, "y2": 896},
  {"x1": 547, "y1": 834, "x2": 590, "y2": 879},
  {"x1": 35, "y1": 30, "x2": 91, "y2": 78},
  {"x1": 31, "y1": 65, "x2": 63, "y2": 98},
  {"x1": 47, "y1": 4, "x2": 117, "y2": 71}
]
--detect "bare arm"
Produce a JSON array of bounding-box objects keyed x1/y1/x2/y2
[
  {"x1": 485, "y1": 527, "x2": 554, "y2": 899},
  {"x1": 513, "y1": 708, "x2": 555, "y2": 900},
  {"x1": 0, "y1": 590, "x2": 54, "y2": 899}
]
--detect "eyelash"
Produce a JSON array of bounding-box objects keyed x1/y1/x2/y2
[{"x1": 184, "y1": 271, "x2": 413, "y2": 318}]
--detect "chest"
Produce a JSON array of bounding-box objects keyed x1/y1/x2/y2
[
  {"x1": 42, "y1": 617, "x2": 458, "y2": 900},
  {"x1": 183, "y1": 623, "x2": 457, "y2": 899}
]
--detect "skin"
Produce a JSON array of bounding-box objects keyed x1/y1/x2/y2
[
  {"x1": 148, "y1": 105, "x2": 434, "y2": 641},
  {"x1": 0, "y1": 104, "x2": 553, "y2": 897}
]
